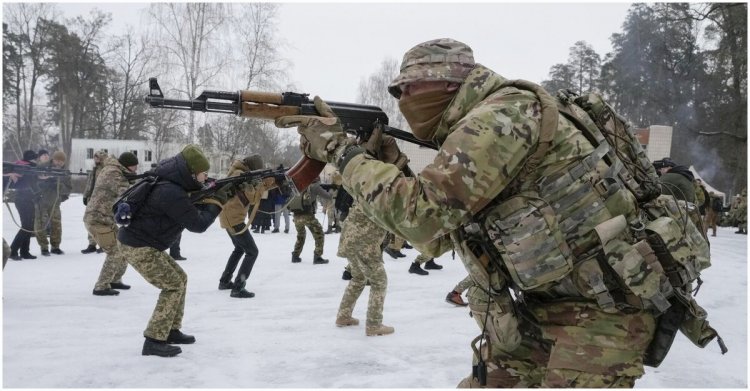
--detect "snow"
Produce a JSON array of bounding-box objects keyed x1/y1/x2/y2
[{"x1": 2, "y1": 194, "x2": 747, "y2": 388}]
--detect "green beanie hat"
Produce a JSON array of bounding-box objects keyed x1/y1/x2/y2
[
  {"x1": 181, "y1": 144, "x2": 210, "y2": 174},
  {"x1": 243, "y1": 154, "x2": 264, "y2": 171},
  {"x1": 118, "y1": 152, "x2": 139, "y2": 167}
]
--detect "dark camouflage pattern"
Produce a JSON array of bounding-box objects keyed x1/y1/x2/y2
[
  {"x1": 34, "y1": 167, "x2": 71, "y2": 250},
  {"x1": 336, "y1": 204, "x2": 388, "y2": 326},
  {"x1": 120, "y1": 243, "x2": 187, "y2": 341},
  {"x1": 452, "y1": 275, "x2": 473, "y2": 293},
  {"x1": 86, "y1": 221, "x2": 127, "y2": 290},
  {"x1": 292, "y1": 213, "x2": 325, "y2": 258}
]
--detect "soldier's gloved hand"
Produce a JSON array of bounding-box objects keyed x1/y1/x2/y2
[
  {"x1": 210, "y1": 183, "x2": 235, "y2": 205},
  {"x1": 274, "y1": 96, "x2": 354, "y2": 164},
  {"x1": 364, "y1": 124, "x2": 409, "y2": 170}
]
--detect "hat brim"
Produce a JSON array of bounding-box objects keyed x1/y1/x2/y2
[{"x1": 388, "y1": 63, "x2": 474, "y2": 98}]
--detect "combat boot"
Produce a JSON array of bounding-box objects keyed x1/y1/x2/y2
[
  {"x1": 446, "y1": 291, "x2": 468, "y2": 306},
  {"x1": 336, "y1": 316, "x2": 359, "y2": 327},
  {"x1": 96, "y1": 247, "x2": 104, "y2": 253},
  {"x1": 142, "y1": 337, "x2": 182, "y2": 357},
  {"x1": 342, "y1": 270, "x2": 352, "y2": 280},
  {"x1": 40, "y1": 249, "x2": 50, "y2": 256},
  {"x1": 366, "y1": 324, "x2": 394, "y2": 336},
  {"x1": 218, "y1": 280, "x2": 234, "y2": 290},
  {"x1": 324, "y1": 227, "x2": 334, "y2": 234},
  {"x1": 424, "y1": 259, "x2": 443, "y2": 270},
  {"x1": 313, "y1": 255, "x2": 329, "y2": 265},
  {"x1": 50, "y1": 248, "x2": 64, "y2": 255},
  {"x1": 110, "y1": 282, "x2": 131, "y2": 290},
  {"x1": 383, "y1": 247, "x2": 405, "y2": 259},
  {"x1": 20, "y1": 253, "x2": 36, "y2": 259},
  {"x1": 230, "y1": 288, "x2": 255, "y2": 298},
  {"x1": 166, "y1": 329, "x2": 196, "y2": 344},
  {"x1": 92, "y1": 288, "x2": 119, "y2": 296},
  {"x1": 291, "y1": 253, "x2": 302, "y2": 263},
  {"x1": 81, "y1": 244, "x2": 97, "y2": 254},
  {"x1": 403, "y1": 242, "x2": 413, "y2": 249},
  {"x1": 408, "y1": 262, "x2": 428, "y2": 275},
  {"x1": 171, "y1": 254, "x2": 187, "y2": 261}
]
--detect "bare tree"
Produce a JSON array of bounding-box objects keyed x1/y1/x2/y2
[
  {"x1": 234, "y1": 3, "x2": 288, "y2": 90},
  {"x1": 356, "y1": 57, "x2": 406, "y2": 129},
  {"x1": 106, "y1": 28, "x2": 152, "y2": 140},
  {"x1": 147, "y1": 3, "x2": 231, "y2": 143}
]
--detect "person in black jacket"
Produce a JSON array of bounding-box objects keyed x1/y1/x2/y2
[
  {"x1": 8, "y1": 150, "x2": 40, "y2": 260},
  {"x1": 117, "y1": 145, "x2": 232, "y2": 357}
]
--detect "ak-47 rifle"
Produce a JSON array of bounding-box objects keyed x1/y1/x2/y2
[
  {"x1": 3, "y1": 162, "x2": 87, "y2": 177},
  {"x1": 144, "y1": 78, "x2": 435, "y2": 191},
  {"x1": 188, "y1": 166, "x2": 295, "y2": 204}
]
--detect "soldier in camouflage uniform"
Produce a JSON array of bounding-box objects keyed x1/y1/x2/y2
[
  {"x1": 35, "y1": 151, "x2": 72, "y2": 256},
  {"x1": 82, "y1": 150, "x2": 108, "y2": 254},
  {"x1": 335, "y1": 203, "x2": 394, "y2": 336},
  {"x1": 733, "y1": 189, "x2": 747, "y2": 234},
  {"x1": 288, "y1": 180, "x2": 332, "y2": 264},
  {"x1": 408, "y1": 252, "x2": 443, "y2": 275},
  {"x1": 85, "y1": 152, "x2": 138, "y2": 296},
  {"x1": 117, "y1": 145, "x2": 231, "y2": 357},
  {"x1": 276, "y1": 38, "x2": 667, "y2": 387}
]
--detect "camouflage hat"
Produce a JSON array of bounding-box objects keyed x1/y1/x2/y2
[{"x1": 388, "y1": 38, "x2": 476, "y2": 99}]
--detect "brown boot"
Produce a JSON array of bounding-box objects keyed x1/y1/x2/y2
[
  {"x1": 366, "y1": 324, "x2": 394, "y2": 336},
  {"x1": 446, "y1": 291, "x2": 468, "y2": 306},
  {"x1": 335, "y1": 316, "x2": 360, "y2": 327}
]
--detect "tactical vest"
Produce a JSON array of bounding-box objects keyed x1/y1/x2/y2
[
  {"x1": 288, "y1": 188, "x2": 315, "y2": 214},
  {"x1": 461, "y1": 80, "x2": 724, "y2": 366}
]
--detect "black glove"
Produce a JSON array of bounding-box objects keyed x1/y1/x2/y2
[
  {"x1": 210, "y1": 183, "x2": 235, "y2": 205},
  {"x1": 114, "y1": 203, "x2": 132, "y2": 227},
  {"x1": 83, "y1": 197, "x2": 88, "y2": 206}
]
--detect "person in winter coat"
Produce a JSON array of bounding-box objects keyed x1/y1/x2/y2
[
  {"x1": 84, "y1": 152, "x2": 139, "y2": 296},
  {"x1": 217, "y1": 155, "x2": 279, "y2": 298},
  {"x1": 653, "y1": 158, "x2": 695, "y2": 203},
  {"x1": 8, "y1": 150, "x2": 40, "y2": 260},
  {"x1": 117, "y1": 144, "x2": 232, "y2": 357}
]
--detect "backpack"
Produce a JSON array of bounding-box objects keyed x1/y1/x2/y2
[
  {"x1": 112, "y1": 175, "x2": 163, "y2": 227},
  {"x1": 711, "y1": 197, "x2": 723, "y2": 212},
  {"x1": 552, "y1": 89, "x2": 725, "y2": 365}
]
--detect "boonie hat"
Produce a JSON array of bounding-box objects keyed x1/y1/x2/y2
[{"x1": 388, "y1": 38, "x2": 476, "y2": 99}]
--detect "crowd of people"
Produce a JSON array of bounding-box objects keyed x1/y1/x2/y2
[{"x1": 1, "y1": 37, "x2": 742, "y2": 387}]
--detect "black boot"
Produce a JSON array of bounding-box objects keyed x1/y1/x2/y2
[
  {"x1": 81, "y1": 244, "x2": 97, "y2": 254},
  {"x1": 110, "y1": 282, "x2": 131, "y2": 290},
  {"x1": 291, "y1": 253, "x2": 302, "y2": 263},
  {"x1": 20, "y1": 253, "x2": 37, "y2": 259},
  {"x1": 313, "y1": 255, "x2": 329, "y2": 265},
  {"x1": 218, "y1": 280, "x2": 235, "y2": 290},
  {"x1": 408, "y1": 262, "x2": 429, "y2": 275},
  {"x1": 342, "y1": 270, "x2": 352, "y2": 280},
  {"x1": 230, "y1": 288, "x2": 255, "y2": 298},
  {"x1": 383, "y1": 247, "x2": 405, "y2": 259},
  {"x1": 424, "y1": 259, "x2": 443, "y2": 270},
  {"x1": 92, "y1": 288, "x2": 120, "y2": 296},
  {"x1": 171, "y1": 254, "x2": 187, "y2": 261},
  {"x1": 142, "y1": 337, "x2": 182, "y2": 357},
  {"x1": 41, "y1": 249, "x2": 50, "y2": 256},
  {"x1": 166, "y1": 329, "x2": 196, "y2": 344},
  {"x1": 403, "y1": 242, "x2": 413, "y2": 249},
  {"x1": 51, "y1": 248, "x2": 64, "y2": 255},
  {"x1": 96, "y1": 247, "x2": 104, "y2": 253}
]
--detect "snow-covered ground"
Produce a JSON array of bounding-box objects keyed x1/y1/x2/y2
[{"x1": 2, "y1": 194, "x2": 747, "y2": 388}]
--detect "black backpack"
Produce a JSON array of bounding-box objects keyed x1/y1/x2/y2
[{"x1": 112, "y1": 175, "x2": 164, "y2": 226}]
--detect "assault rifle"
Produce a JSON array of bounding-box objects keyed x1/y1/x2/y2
[
  {"x1": 3, "y1": 162, "x2": 87, "y2": 177},
  {"x1": 144, "y1": 77, "x2": 435, "y2": 191},
  {"x1": 188, "y1": 166, "x2": 295, "y2": 204}
]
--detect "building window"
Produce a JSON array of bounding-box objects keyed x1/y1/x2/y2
[
  {"x1": 144, "y1": 150, "x2": 152, "y2": 162},
  {"x1": 86, "y1": 148, "x2": 94, "y2": 159}
]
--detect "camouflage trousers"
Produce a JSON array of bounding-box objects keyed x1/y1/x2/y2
[
  {"x1": 414, "y1": 252, "x2": 432, "y2": 264},
  {"x1": 459, "y1": 295, "x2": 656, "y2": 388},
  {"x1": 85, "y1": 220, "x2": 128, "y2": 290},
  {"x1": 387, "y1": 234, "x2": 405, "y2": 251},
  {"x1": 34, "y1": 202, "x2": 62, "y2": 250},
  {"x1": 292, "y1": 213, "x2": 325, "y2": 258},
  {"x1": 452, "y1": 275, "x2": 474, "y2": 293},
  {"x1": 336, "y1": 205, "x2": 388, "y2": 326},
  {"x1": 87, "y1": 233, "x2": 97, "y2": 246},
  {"x1": 120, "y1": 243, "x2": 187, "y2": 341}
]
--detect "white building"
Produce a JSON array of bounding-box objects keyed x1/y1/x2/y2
[
  {"x1": 69, "y1": 138, "x2": 232, "y2": 176},
  {"x1": 634, "y1": 125, "x2": 673, "y2": 162}
]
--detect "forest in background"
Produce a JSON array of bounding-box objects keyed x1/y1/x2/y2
[{"x1": 3, "y1": 3, "x2": 746, "y2": 194}]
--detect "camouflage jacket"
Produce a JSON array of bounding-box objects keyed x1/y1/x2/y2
[
  {"x1": 342, "y1": 64, "x2": 594, "y2": 258},
  {"x1": 83, "y1": 162, "x2": 104, "y2": 200},
  {"x1": 36, "y1": 161, "x2": 72, "y2": 210},
  {"x1": 83, "y1": 156, "x2": 133, "y2": 226}
]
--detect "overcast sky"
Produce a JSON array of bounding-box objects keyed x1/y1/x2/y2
[{"x1": 57, "y1": 2, "x2": 632, "y2": 102}]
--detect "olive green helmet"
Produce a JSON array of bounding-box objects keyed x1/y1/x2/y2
[{"x1": 388, "y1": 38, "x2": 476, "y2": 99}]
